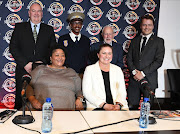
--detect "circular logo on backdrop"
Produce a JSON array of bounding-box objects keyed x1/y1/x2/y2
[
  {"x1": 72, "y1": 0, "x2": 84, "y2": 3},
  {"x1": 123, "y1": 40, "x2": 131, "y2": 53},
  {"x1": 27, "y1": 0, "x2": 45, "y2": 10},
  {"x1": 86, "y1": 21, "x2": 102, "y2": 36},
  {"x1": 48, "y1": 18, "x2": 64, "y2": 33},
  {"x1": 107, "y1": 0, "x2": 123, "y2": 7},
  {"x1": 143, "y1": 0, "x2": 157, "y2": 12},
  {"x1": 3, "y1": 47, "x2": 15, "y2": 61},
  {"x1": 124, "y1": 11, "x2": 139, "y2": 24},
  {"x1": 89, "y1": 37, "x2": 99, "y2": 45},
  {"x1": 123, "y1": 25, "x2": 137, "y2": 39},
  {"x1": 4, "y1": 13, "x2": 23, "y2": 28},
  {"x1": 2, "y1": 93, "x2": 15, "y2": 108},
  {"x1": 87, "y1": 6, "x2": 103, "y2": 20},
  {"x1": 67, "y1": 4, "x2": 84, "y2": 14},
  {"x1": 2, "y1": 78, "x2": 16, "y2": 92},
  {"x1": 48, "y1": 2, "x2": 65, "y2": 17},
  {"x1": 125, "y1": 0, "x2": 140, "y2": 10},
  {"x1": 3, "y1": 30, "x2": 14, "y2": 44},
  {"x1": 5, "y1": 0, "x2": 24, "y2": 12},
  {"x1": 108, "y1": 23, "x2": 121, "y2": 37},
  {"x1": 2, "y1": 62, "x2": 16, "y2": 77},
  {"x1": 106, "y1": 8, "x2": 122, "y2": 22},
  {"x1": 90, "y1": 0, "x2": 103, "y2": 5}
]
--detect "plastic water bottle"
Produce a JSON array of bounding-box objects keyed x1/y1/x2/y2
[
  {"x1": 139, "y1": 97, "x2": 150, "y2": 128},
  {"x1": 41, "y1": 98, "x2": 53, "y2": 133}
]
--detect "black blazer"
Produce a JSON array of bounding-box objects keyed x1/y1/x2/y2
[
  {"x1": 9, "y1": 21, "x2": 56, "y2": 69},
  {"x1": 127, "y1": 34, "x2": 165, "y2": 89}
]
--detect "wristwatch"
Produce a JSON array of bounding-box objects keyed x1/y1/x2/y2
[{"x1": 132, "y1": 70, "x2": 137, "y2": 75}]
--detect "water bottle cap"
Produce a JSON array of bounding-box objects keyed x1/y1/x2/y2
[
  {"x1": 46, "y1": 98, "x2": 51, "y2": 102},
  {"x1": 144, "y1": 98, "x2": 149, "y2": 102}
]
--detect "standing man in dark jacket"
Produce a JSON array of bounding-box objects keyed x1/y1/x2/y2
[
  {"x1": 89, "y1": 26, "x2": 124, "y2": 69},
  {"x1": 9, "y1": 2, "x2": 56, "y2": 110},
  {"x1": 58, "y1": 12, "x2": 90, "y2": 77},
  {"x1": 127, "y1": 14, "x2": 165, "y2": 109}
]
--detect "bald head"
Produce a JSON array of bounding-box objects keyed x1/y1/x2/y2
[
  {"x1": 101, "y1": 26, "x2": 114, "y2": 44},
  {"x1": 28, "y1": 3, "x2": 43, "y2": 24}
]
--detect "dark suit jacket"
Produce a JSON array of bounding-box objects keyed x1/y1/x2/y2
[
  {"x1": 127, "y1": 34, "x2": 165, "y2": 89},
  {"x1": 9, "y1": 21, "x2": 56, "y2": 70},
  {"x1": 89, "y1": 41, "x2": 124, "y2": 68}
]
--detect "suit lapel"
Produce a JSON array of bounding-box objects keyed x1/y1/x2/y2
[
  {"x1": 26, "y1": 22, "x2": 35, "y2": 45},
  {"x1": 36, "y1": 23, "x2": 44, "y2": 44}
]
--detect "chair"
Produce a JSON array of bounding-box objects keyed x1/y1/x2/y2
[{"x1": 167, "y1": 69, "x2": 180, "y2": 108}]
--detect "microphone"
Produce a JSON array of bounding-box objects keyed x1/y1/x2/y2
[
  {"x1": 21, "y1": 74, "x2": 31, "y2": 96},
  {"x1": 140, "y1": 78, "x2": 155, "y2": 96}
]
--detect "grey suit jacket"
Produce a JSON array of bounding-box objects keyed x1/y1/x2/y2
[{"x1": 127, "y1": 34, "x2": 165, "y2": 89}]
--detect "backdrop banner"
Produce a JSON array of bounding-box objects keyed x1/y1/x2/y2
[{"x1": 0, "y1": 0, "x2": 160, "y2": 109}]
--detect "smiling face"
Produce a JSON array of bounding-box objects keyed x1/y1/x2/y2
[
  {"x1": 70, "y1": 19, "x2": 83, "y2": 35},
  {"x1": 28, "y1": 3, "x2": 43, "y2": 24},
  {"x1": 140, "y1": 18, "x2": 154, "y2": 36},
  {"x1": 102, "y1": 26, "x2": 114, "y2": 44},
  {"x1": 50, "y1": 49, "x2": 65, "y2": 69},
  {"x1": 98, "y1": 46, "x2": 113, "y2": 65}
]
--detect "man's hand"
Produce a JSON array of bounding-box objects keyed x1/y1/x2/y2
[
  {"x1": 24, "y1": 62, "x2": 33, "y2": 73},
  {"x1": 28, "y1": 96, "x2": 42, "y2": 110},
  {"x1": 133, "y1": 69, "x2": 144, "y2": 81}
]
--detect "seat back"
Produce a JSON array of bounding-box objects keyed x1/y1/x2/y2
[{"x1": 167, "y1": 69, "x2": 180, "y2": 104}]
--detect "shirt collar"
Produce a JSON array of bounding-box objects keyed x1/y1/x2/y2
[
  {"x1": 141, "y1": 32, "x2": 153, "y2": 41},
  {"x1": 69, "y1": 32, "x2": 81, "y2": 42}
]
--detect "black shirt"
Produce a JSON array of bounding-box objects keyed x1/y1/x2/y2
[{"x1": 101, "y1": 70, "x2": 113, "y2": 104}]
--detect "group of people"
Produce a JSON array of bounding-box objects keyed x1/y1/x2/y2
[{"x1": 9, "y1": 2, "x2": 165, "y2": 111}]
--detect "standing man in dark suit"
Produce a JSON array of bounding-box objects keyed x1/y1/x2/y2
[
  {"x1": 9, "y1": 2, "x2": 56, "y2": 110},
  {"x1": 58, "y1": 12, "x2": 90, "y2": 77},
  {"x1": 89, "y1": 26, "x2": 124, "y2": 68},
  {"x1": 127, "y1": 14, "x2": 165, "y2": 109}
]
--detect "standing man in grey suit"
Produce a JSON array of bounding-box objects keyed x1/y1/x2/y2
[
  {"x1": 127, "y1": 14, "x2": 165, "y2": 109},
  {"x1": 89, "y1": 26, "x2": 124, "y2": 68},
  {"x1": 9, "y1": 2, "x2": 56, "y2": 110}
]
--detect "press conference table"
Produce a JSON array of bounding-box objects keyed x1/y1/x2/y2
[{"x1": 0, "y1": 109, "x2": 180, "y2": 134}]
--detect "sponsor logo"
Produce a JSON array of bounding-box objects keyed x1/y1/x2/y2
[
  {"x1": 125, "y1": 0, "x2": 140, "y2": 10},
  {"x1": 87, "y1": 6, "x2": 103, "y2": 20},
  {"x1": 107, "y1": 0, "x2": 123, "y2": 7},
  {"x1": 48, "y1": 18, "x2": 64, "y2": 33},
  {"x1": 27, "y1": 0, "x2": 45, "y2": 10},
  {"x1": 124, "y1": 11, "x2": 139, "y2": 24},
  {"x1": 106, "y1": 8, "x2": 122, "y2": 22},
  {"x1": 48, "y1": 2, "x2": 65, "y2": 17},
  {"x1": 55, "y1": 34, "x2": 59, "y2": 42},
  {"x1": 72, "y1": 0, "x2": 83, "y2": 3},
  {"x1": 2, "y1": 47, "x2": 14, "y2": 61},
  {"x1": 67, "y1": 4, "x2": 84, "y2": 14},
  {"x1": 86, "y1": 21, "x2": 102, "y2": 35},
  {"x1": 2, "y1": 78, "x2": 16, "y2": 92},
  {"x1": 108, "y1": 23, "x2": 121, "y2": 37},
  {"x1": 123, "y1": 40, "x2": 131, "y2": 53},
  {"x1": 123, "y1": 25, "x2": 137, "y2": 39},
  {"x1": 90, "y1": 0, "x2": 103, "y2": 5},
  {"x1": 89, "y1": 37, "x2": 99, "y2": 45},
  {"x1": 143, "y1": 0, "x2": 157, "y2": 12},
  {"x1": 5, "y1": 0, "x2": 24, "y2": 12},
  {"x1": 2, "y1": 93, "x2": 15, "y2": 108},
  {"x1": 3, "y1": 30, "x2": 14, "y2": 44},
  {"x1": 4, "y1": 13, "x2": 23, "y2": 28},
  {"x1": 2, "y1": 62, "x2": 16, "y2": 77}
]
